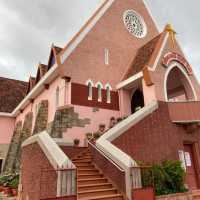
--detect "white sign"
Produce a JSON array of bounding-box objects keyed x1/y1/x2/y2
[{"x1": 184, "y1": 152, "x2": 192, "y2": 167}]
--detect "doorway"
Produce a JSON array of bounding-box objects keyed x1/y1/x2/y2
[
  {"x1": 131, "y1": 89, "x2": 144, "y2": 114},
  {"x1": 184, "y1": 144, "x2": 198, "y2": 190}
]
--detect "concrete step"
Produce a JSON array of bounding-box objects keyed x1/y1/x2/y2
[
  {"x1": 78, "y1": 173, "x2": 103, "y2": 179},
  {"x1": 78, "y1": 193, "x2": 124, "y2": 200},
  {"x1": 78, "y1": 188, "x2": 117, "y2": 199},
  {"x1": 78, "y1": 177, "x2": 108, "y2": 185},
  {"x1": 78, "y1": 183, "x2": 113, "y2": 192},
  {"x1": 78, "y1": 169, "x2": 99, "y2": 175}
]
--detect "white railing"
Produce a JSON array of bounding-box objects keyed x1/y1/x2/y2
[{"x1": 96, "y1": 101, "x2": 158, "y2": 200}]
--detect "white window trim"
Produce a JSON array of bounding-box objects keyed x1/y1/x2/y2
[
  {"x1": 164, "y1": 62, "x2": 197, "y2": 102},
  {"x1": 86, "y1": 79, "x2": 94, "y2": 101},
  {"x1": 96, "y1": 82, "x2": 103, "y2": 102},
  {"x1": 105, "y1": 83, "x2": 112, "y2": 103}
]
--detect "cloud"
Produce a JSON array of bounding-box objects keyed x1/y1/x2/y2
[{"x1": 0, "y1": 0, "x2": 103, "y2": 80}]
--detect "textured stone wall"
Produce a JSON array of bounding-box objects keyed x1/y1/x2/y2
[
  {"x1": 15, "y1": 112, "x2": 33, "y2": 170},
  {"x1": 50, "y1": 106, "x2": 90, "y2": 138},
  {"x1": 33, "y1": 100, "x2": 48, "y2": 135},
  {"x1": 3, "y1": 121, "x2": 22, "y2": 172}
]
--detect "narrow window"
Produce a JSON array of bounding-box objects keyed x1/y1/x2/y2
[
  {"x1": 88, "y1": 82, "x2": 93, "y2": 100},
  {"x1": 106, "y1": 86, "x2": 111, "y2": 103},
  {"x1": 104, "y1": 48, "x2": 109, "y2": 65},
  {"x1": 97, "y1": 83, "x2": 102, "y2": 102},
  {"x1": 56, "y1": 87, "x2": 59, "y2": 107}
]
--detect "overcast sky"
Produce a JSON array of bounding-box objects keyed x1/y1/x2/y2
[{"x1": 0, "y1": 0, "x2": 199, "y2": 81}]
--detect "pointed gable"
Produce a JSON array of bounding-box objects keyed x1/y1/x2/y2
[
  {"x1": 58, "y1": 0, "x2": 159, "y2": 89},
  {"x1": 122, "y1": 33, "x2": 161, "y2": 80},
  {"x1": 26, "y1": 76, "x2": 36, "y2": 95},
  {"x1": 35, "y1": 63, "x2": 48, "y2": 84},
  {"x1": 47, "y1": 45, "x2": 63, "y2": 70}
]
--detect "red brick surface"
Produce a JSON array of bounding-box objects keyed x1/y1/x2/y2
[
  {"x1": 113, "y1": 101, "x2": 200, "y2": 164},
  {"x1": 71, "y1": 83, "x2": 119, "y2": 110},
  {"x1": 21, "y1": 143, "x2": 57, "y2": 200},
  {"x1": 88, "y1": 143, "x2": 126, "y2": 194},
  {"x1": 59, "y1": 0, "x2": 159, "y2": 89},
  {"x1": 132, "y1": 188, "x2": 155, "y2": 200},
  {"x1": 60, "y1": 146, "x2": 87, "y2": 159}
]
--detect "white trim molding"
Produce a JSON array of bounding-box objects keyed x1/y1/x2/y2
[
  {"x1": 96, "y1": 101, "x2": 158, "y2": 199},
  {"x1": 22, "y1": 131, "x2": 76, "y2": 197},
  {"x1": 164, "y1": 62, "x2": 197, "y2": 102},
  {"x1": 0, "y1": 112, "x2": 13, "y2": 117},
  {"x1": 61, "y1": 0, "x2": 115, "y2": 64},
  {"x1": 96, "y1": 82, "x2": 103, "y2": 102},
  {"x1": 116, "y1": 72, "x2": 143, "y2": 90},
  {"x1": 149, "y1": 32, "x2": 169, "y2": 71}
]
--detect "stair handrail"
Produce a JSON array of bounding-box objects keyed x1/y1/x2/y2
[
  {"x1": 88, "y1": 140, "x2": 125, "y2": 172},
  {"x1": 96, "y1": 101, "x2": 158, "y2": 200}
]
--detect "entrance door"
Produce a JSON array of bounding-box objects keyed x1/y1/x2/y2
[{"x1": 184, "y1": 144, "x2": 198, "y2": 189}]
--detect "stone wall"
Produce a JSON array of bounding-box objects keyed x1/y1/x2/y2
[
  {"x1": 33, "y1": 100, "x2": 48, "y2": 135},
  {"x1": 15, "y1": 112, "x2": 33, "y2": 170},
  {"x1": 3, "y1": 121, "x2": 22, "y2": 172},
  {"x1": 50, "y1": 106, "x2": 90, "y2": 138}
]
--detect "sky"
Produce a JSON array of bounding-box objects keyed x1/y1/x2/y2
[{"x1": 0, "y1": 0, "x2": 199, "y2": 81}]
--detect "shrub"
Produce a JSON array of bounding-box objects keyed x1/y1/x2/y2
[
  {"x1": 152, "y1": 160, "x2": 187, "y2": 196},
  {"x1": 0, "y1": 173, "x2": 19, "y2": 188}
]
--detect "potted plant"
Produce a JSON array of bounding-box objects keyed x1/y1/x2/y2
[
  {"x1": 93, "y1": 132, "x2": 101, "y2": 140},
  {"x1": 86, "y1": 133, "x2": 93, "y2": 140},
  {"x1": 9, "y1": 174, "x2": 19, "y2": 196},
  {"x1": 74, "y1": 138, "x2": 80, "y2": 146}
]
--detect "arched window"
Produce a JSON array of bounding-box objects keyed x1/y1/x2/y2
[
  {"x1": 56, "y1": 87, "x2": 59, "y2": 108},
  {"x1": 96, "y1": 82, "x2": 103, "y2": 102},
  {"x1": 105, "y1": 84, "x2": 112, "y2": 103},
  {"x1": 86, "y1": 80, "x2": 94, "y2": 100}
]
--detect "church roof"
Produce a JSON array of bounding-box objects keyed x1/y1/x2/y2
[
  {"x1": 122, "y1": 33, "x2": 161, "y2": 80},
  {"x1": 0, "y1": 77, "x2": 28, "y2": 113}
]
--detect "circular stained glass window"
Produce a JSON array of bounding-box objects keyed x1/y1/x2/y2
[{"x1": 123, "y1": 10, "x2": 147, "y2": 38}]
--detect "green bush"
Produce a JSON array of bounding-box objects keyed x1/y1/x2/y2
[
  {"x1": 152, "y1": 160, "x2": 188, "y2": 196},
  {"x1": 0, "y1": 173, "x2": 19, "y2": 188}
]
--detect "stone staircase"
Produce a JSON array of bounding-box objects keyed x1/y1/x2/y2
[{"x1": 72, "y1": 149, "x2": 125, "y2": 200}]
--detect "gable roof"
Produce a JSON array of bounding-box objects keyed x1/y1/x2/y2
[
  {"x1": 122, "y1": 33, "x2": 161, "y2": 81},
  {"x1": 35, "y1": 63, "x2": 48, "y2": 84},
  {"x1": 0, "y1": 77, "x2": 28, "y2": 113},
  {"x1": 47, "y1": 45, "x2": 63, "y2": 70},
  {"x1": 26, "y1": 76, "x2": 36, "y2": 95}
]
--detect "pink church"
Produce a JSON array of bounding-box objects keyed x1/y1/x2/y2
[{"x1": 1, "y1": 0, "x2": 200, "y2": 199}]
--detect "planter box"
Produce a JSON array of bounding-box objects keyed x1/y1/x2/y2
[{"x1": 156, "y1": 192, "x2": 193, "y2": 200}]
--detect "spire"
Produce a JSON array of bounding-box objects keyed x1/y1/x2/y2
[{"x1": 165, "y1": 24, "x2": 176, "y2": 47}]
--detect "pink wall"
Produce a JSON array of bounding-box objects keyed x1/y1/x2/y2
[
  {"x1": 16, "y1": 76, "x2": 67, "y2": 132},
  {"x1": 0, "y1": 116, "x2": 15, "y2": 144},
  {"x1": 63, "y1": 105, "x2": 120, "y2": 146},
  {"x1": 119, "y1": 89, "x2": 132, "y2": 117}
]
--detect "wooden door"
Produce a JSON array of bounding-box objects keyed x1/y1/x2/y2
[{"x1": 184, "y1": 144, "x2": 198, "y2": 190}]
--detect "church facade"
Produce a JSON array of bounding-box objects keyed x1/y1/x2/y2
[{"x1": 1, "y1": 0, "x2": 200, "y2": 199}]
